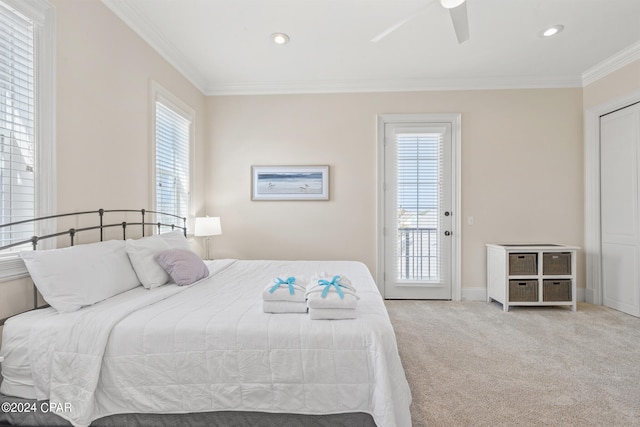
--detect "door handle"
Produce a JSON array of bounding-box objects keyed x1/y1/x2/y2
[{"x1": 444, "y1": 231, "x2": 451, "y2": 236}]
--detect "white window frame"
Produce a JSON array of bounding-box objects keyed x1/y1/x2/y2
[
  {"x1": 150, "y1": 81, "x2": 195, "y2": 232},
  {"x1": 0, "y1": 0, "x2": 55, "y2": 281}
]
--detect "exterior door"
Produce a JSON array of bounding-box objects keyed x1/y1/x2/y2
[
  {"x1": 600, "y1": 102, "x2": 640, "y2": 316},
  {"x1": 382, "y1": 120, "x2": 454, "y2": 299}
]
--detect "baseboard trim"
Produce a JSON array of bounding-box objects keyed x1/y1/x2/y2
[
  {"x1": 461, "y1": 287, "x2": 487, "y2": 301},
  {"x1": 584, "y1": 288, "x2": 595, "y2": 304},
  {"x1": 462, "y1": 287, "x2": 587, "y2": 303}
]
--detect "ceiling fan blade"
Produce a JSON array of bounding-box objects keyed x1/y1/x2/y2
[
  {"x1": 448, "y1": 1, "x2": 469, "y2": 43},
  {"x1": 371, "y1": 1, "x2": 435, "y2": 43},
  {"x1": 371, "y1": 14, "x2": 419, "y2": 43}
]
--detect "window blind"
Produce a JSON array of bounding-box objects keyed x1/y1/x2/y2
[
  {"x1": 396, "y1": 133, "x2": 442, "y2": 280},
  {"x1": 0, "y1": 1, "x2": 35, "y2": 249},
  {"x1": 155, "y1": 101, "x2": 190, "y2": 227}
]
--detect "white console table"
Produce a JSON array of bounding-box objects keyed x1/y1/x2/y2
[{"x1": 487, "y1": 244, "x2": 578, "y2": 312}]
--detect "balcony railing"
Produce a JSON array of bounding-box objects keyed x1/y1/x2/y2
[{"x1": 398, "y1": 227, "x2": 438, "y2": 280}]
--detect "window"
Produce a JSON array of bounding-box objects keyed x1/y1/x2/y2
[
  {"x1": 152, "y1": 83, "x2": 193, "y2": 228},
  {"x1": 0, "y1": 2, "x2": 36, "y2": 244},
  {"x1": 0, "y1": 0, "x2": 54, "y2": 279},
  {"x1": 396, "y1": 132, "x2": 442, "y2": 281}
]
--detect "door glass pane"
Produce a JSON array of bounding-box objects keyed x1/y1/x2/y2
[{"x1": 396, "y1": 133, "x2": 441, "y2": 281}]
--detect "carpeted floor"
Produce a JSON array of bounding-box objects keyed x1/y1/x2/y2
[{"x1": 384, "y1": 301, "x2": 640, "y2": 427}]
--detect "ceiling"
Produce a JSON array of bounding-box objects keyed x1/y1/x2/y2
[{"x1": 102, "y1": 0, "x2": 640, "y2": 96}]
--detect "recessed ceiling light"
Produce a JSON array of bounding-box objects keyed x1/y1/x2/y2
[
  {"x1": 540, "y1": 25, "x2": 564, "y2": 38},
  {"x1": 271, "y1": 33, "x2": 290, "y2": 45}
]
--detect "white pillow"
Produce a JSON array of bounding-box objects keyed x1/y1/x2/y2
[
  {"x1": 158, "y1": 229, "x2": 191, "y2": 250},
  {"x1": 20, "y1": 240, "x2": 141, "y2": 313},
  {"x1": 125, "y1": 236, "x2": 172, "y2": 289}
]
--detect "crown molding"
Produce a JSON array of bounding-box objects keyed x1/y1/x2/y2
[
  {"x1": 582, "y1": 40, "x2": 640, "y2": 87},
  {"x1": 101, "y1": 0, "x2": 208, "y2": 94},
  {"x1": 204, "y1": 75, "x2": 583, "y2": 96}
]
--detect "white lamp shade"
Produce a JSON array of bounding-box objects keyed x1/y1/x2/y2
[{"x1": 194, "y1": 217, "x2": 222, "y2": 236}]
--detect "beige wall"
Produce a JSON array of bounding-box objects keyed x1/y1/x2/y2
[
  {"x1": 206, "y1": 89, "x2": 585, "y2": 292},
  {"x1": 1, "y1": 1, "x2": 207, "y2": 325},
  {"x1": 583, "y1": 59, "x2": 640, "y2": 109},
  {"x1": 54, "y1": 0, "x2": 207, "y2": 218}
]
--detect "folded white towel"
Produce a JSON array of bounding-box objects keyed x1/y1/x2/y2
[
  {"x1": 309, "y1": 273, "x2": 356, "y2": 292},
  {"x1": 307, "y1": 287, "x2": 359, "y2": 309},
  {"x1": 263, "y1": 300, "x2": 308, "y2": 314},
  {"x1": 263, "y1": 275, "x2": 306, "y2": 302},
  {"x1": 306, "y1": 274, "x2": 359, "y2": 309},
  {"x1": 309, "y1": 307, "x2": 356, "y2": 320}
]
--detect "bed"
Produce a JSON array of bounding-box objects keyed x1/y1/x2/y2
[{"x1": 0, "y1": 210, "x2": 411, "y2": 427}]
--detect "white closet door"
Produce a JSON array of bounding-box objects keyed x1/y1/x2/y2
[{"x1": 600, "y1": 102, "x2": 640, "y2": 316}]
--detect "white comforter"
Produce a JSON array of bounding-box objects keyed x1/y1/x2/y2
[{"x1": 27, "y1": 260, "x2": 412, "y2": 427}]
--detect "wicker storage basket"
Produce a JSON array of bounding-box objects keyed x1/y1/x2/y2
[
  {"x1": 509, "y1": 280, "x2": 538, "y2": 302},
  {"x1": 508, "y1": 253, "x2": 537, "y2": 275},
  {"x1": 543, "y1": 280, "x2": 572, "y2": 301},
  {"x1": 542, "y1": 252, "x2": 572, "y2": 275}
]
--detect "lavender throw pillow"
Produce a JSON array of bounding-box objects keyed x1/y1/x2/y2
[{"x1": 154, "y1": 249, "x2": 209, "y2": 286}]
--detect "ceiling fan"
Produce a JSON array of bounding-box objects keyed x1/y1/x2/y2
[{"x1": 371, "y1": 0, "x2": 470, "y2": 44}]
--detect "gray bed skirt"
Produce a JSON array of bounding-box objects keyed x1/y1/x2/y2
[{"x1": 0, "y1": 394, "x2": 377, "y2": 427}]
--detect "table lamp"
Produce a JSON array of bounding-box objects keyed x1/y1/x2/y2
[{"x1": 194, "y1": 216, "x2": 222, "y2": 260}]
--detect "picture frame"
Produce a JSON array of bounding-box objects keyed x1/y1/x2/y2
[{"x1": 251, "y1": 166, "x2": 329, "y2": 201}]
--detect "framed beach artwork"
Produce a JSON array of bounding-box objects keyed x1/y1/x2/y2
[{"x1": 252, "y1": 166, "x2": 329, "y2": 201}]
